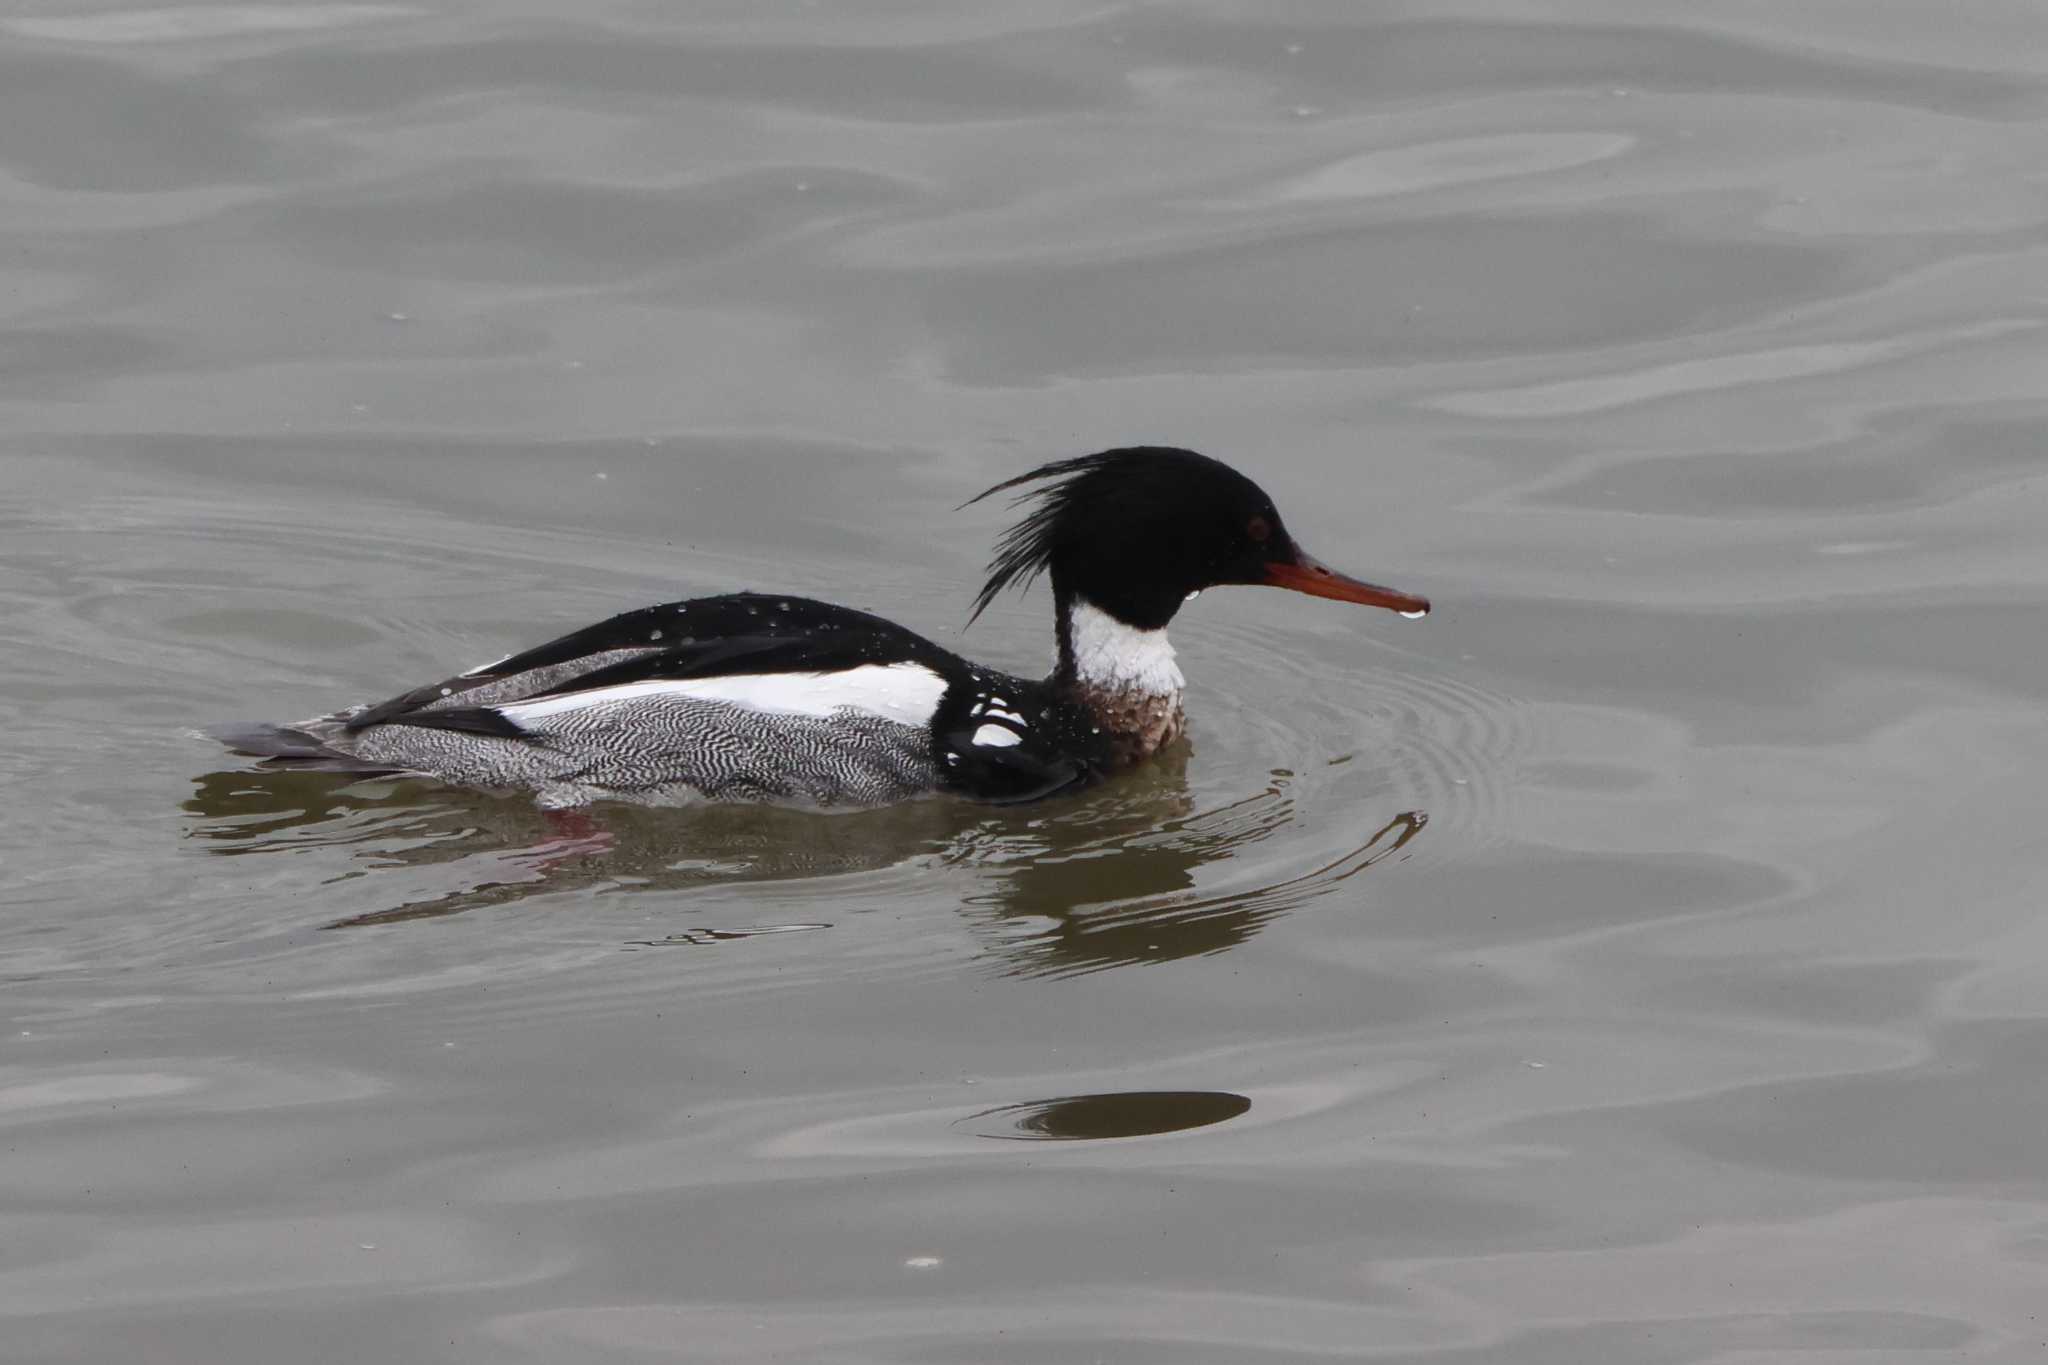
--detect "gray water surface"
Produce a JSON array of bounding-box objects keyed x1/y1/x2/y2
[{"x1": 7, "y1": 3, "x2": 2048, "y2": 1361}]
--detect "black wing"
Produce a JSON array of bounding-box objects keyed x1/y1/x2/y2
[
  {"x1": 351, "y1": 592, "x2": 962, "y2": 738},
  {"x1": 466, "y1": 593, "x2": 931, "y2": 679}
]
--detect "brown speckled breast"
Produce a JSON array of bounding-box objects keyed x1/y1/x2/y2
[{"x1": 1065, "y1": 683, "x2": 1187, "y2": 769}]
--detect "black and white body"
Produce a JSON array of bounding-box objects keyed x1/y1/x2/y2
[{"x1": 212, "y1": 448, "x2": 1429, "y2": 808}]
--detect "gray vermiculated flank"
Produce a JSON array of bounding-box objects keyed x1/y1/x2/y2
[{"x1": 332, "y1": 692, "x2": 943, "y2": 809}]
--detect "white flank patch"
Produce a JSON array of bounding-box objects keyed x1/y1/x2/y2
[
  {"x1": 498, "y1": 663, "x2": 948, "y2": 728},
  {"x1": 1068, "y1": 599, "x2": 1184, "y2": 698},
  {"x1": 971, "y1": 723, "x2": 1023, "y2": 748}
]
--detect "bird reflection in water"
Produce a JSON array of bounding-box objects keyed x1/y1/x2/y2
[
  {"x1": 184, "y1": 744, "x2": 1424, "y2": 972},
  {"x1": 954, "y1": 753, "x2": 1425, "y2": 976},
  {"x1": 182, "y1": 765, "x2": 984, "y2": 928}
]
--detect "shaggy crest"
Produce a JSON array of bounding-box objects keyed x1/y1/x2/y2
[{"x1": 959, "y1": 451, "x2": 1135, "y2": 625}]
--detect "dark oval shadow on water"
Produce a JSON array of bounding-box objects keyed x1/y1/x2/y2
[
  {"x1": 184, "y1": 744, "x2": 1425, "y2": 973},
  {"x1": 957, "y1": 1090, "x2": 1253, "y2": 1141}
]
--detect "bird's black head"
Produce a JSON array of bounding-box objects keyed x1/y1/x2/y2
[{"x1": 963, "y1": 446, "x2": 1429, "y2": 631}]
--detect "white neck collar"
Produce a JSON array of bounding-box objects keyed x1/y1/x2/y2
[{"x1": 1065, "y1": 598, "x2": 1184, "y2": 698}]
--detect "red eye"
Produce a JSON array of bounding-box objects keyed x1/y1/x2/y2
[{"x1": 1247, "y1": 516, "x2": 1271, "y2": 543}]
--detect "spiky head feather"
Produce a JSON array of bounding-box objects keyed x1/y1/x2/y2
[{"x1": 961, "y1": 447, "x2": 1289, "y2": 630}]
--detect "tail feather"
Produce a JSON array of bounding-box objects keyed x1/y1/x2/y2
[{"x1": 204, "y1": 722, "x2": 404, "y2": 776}]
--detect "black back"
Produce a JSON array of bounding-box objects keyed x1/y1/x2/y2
[{"x1": 346, "y1": 593, "x2": 954, "y2": 733}]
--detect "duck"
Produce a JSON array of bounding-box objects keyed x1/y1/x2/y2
[{"x1": 210, "y1": 447, "x2": 1428, "y2": 808}]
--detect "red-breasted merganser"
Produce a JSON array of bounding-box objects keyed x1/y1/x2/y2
[{"x1": 211, "y1": 447, "x2": 1429, "y2": 808}]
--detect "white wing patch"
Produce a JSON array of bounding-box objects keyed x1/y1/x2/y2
[
  {"x1": 498, "y1": 663, "x2": 948, "y2": 728},
  {"x1": 971, "y1": 723, "x2": 1023, "y2": 748}
]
